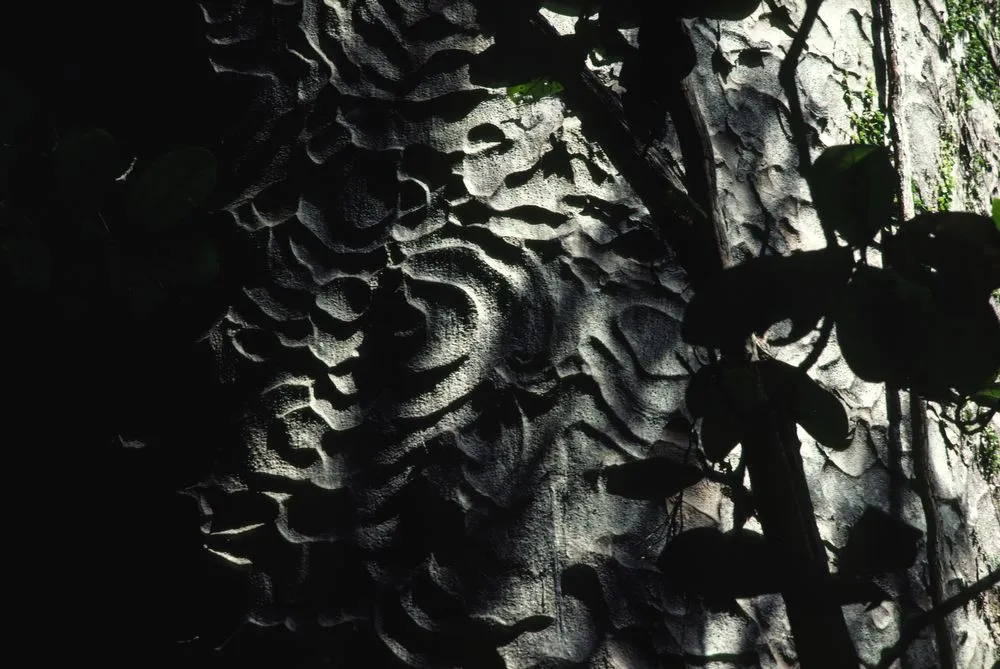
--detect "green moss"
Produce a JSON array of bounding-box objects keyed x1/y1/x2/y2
[
  {"x1": 843, "y1": 77, "x2": 886, "y2": 146},
  {"x1": 942, "y1": 0, "x2": 1000, "y2": 109},
  {"x1": 975, "y1": 421, "x2": 999, "y2": 483},
  {"x1": 935, "y1": 127, "x2": 958, "y2": 211},
  {"x1": 966, "y1": 153, "x2": 991, "y2": 204},
  {"x1": 911, "y1": 126, "x2": 958, "y2": 214}
]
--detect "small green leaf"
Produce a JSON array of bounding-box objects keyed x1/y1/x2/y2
[
  {"x1": 970, "y1": 385, "x2": 1000, "y2": 410},
  {"x1": 507, "y1": 78, "x2": 565, "y2": 104},
  {"x1": 991, "y1": 198, "x2": 1000, "y2": 233},
  {"x1": 54, "y1": 128, "x2": 120, "y2": 212},
  {"x1": 810, "y1": 144, "x2": 895, "y2": 246},
  {"x1": 126, "y1": 147, "x2": 217, "y2": 232}
]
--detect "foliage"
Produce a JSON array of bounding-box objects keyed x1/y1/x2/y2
[
  {"x1": 472, "y1": 0, "x2": 762, "y2": 137},
  {"x1": 844, "y1": 77, "x2": 886, "y2": 146},
  {"x1": 941, "y1": 0, "x2": 1000, "y2": 109},
  {"x1": 912, "y1": 125, "x2": 958, "y2": 215},
  {"x1": 507, "y1": 78, "x2": 565, "y2": 104},
  {"x1": 0, "y1": 70, "x2": 229, "y2": 336},
  {"x1": 475, "y1": 2, "x2": 1000, "y2": 651},
  {"x1": 810, "y1": 145, "x2": 896, "y2": 244}
]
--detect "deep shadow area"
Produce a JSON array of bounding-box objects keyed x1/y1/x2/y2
[{"x1": 2, "y1": 1, "x2": 256, "y2": 662}]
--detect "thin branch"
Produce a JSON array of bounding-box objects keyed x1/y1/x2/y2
[
  {"x1": 777, "y1": 0, "x2": 821, "y2": 175},
  {"x1": 875, "y1": 567, "x2": 1000, "y2": 669},
  {"x1": 882, "y1": 2, "x2": 955, "y2": 666}
]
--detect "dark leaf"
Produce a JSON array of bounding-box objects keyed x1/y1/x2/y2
[
  {"x1": 2, "y1": 232, "x2": 52, "y2": 290},
  {"x1": 700, "y1": 416, "x2": 743, "y2": 462},
  {"x1": 470, "y1": 0, "x2": 543, "y2": 34},
  {"x1": 688, "y1": 360, "x2": 851, "y2": 456},
  {"x1": 147, "y1": 237, "x2": 222, "y2": 287},
  {"x1": 687, "y1": 361, "x2": 765, "y2": 423},
  {"x1": 675, "y1": 0, "x2": 762, "y2": 20},
  {"x1": 712, "y1": 47, "x2": 734, "y2": 81},
  {"x1": 810, "y1": 145, "x2": 895, "y2": 247},
  {"x1": 682, "y1": 246, "x2": 854, "y2": 348},
  {"x1": 126, "y1": 146, "x2": 217, "y2": 232},
  {"x1": 540, "y1": 0, "x2": 602, "y2": 15},
  {"x1": 885, "y1": 212, "x2": 1000, "y2": 298},
  {"x1": 737, "y1": 48, "x2": 765, "y2": 68},
  {"x1": 602, "y1": 458, "x2": 704, "y2": 500},
  {"x1": 837, "y1": 506, "x2": 922, "y2": 578},
  {"x1": 760, "y1": 359, "x2": 852, "y2": 451},
  {"x1": 658, "y1": 528, "x2": 783, "y2": 604},
  {"x1": 992, "y1": 198, "x2": 999, "y2": 232},
  {"x1": 970, "y1": 385, "x2": 1000, "y2": 410},
  {"x1": 53, "y1": 128, "x2": 120, "y2": 212},
  {"x1": 731, "y1": 486, "x2": 755, "y2": 528},
  {"x1": 0, "y1": 71, "x2": 37, "y2": 148},
  {"x1": 599, "y1": 1, "x2": 639, "y2": 28},
  {"x1": 837, "y1": 267, "x2": 1000, "y2": 397},
  {"x1": 470, "y1": 41, "x2": 549, "y2": 88},
  {"x1": 660, "y1": 527, "x2": 893, "y2": 608},
  {"x1": 834, "y1": 266, "x2": 932, "y2": 386},
  {"x1": 918, "y1": 299, "x2": 1000, "y2": 396},
  {"x1": 6, "y1": 150, "x2": 53, "y2": 206}
]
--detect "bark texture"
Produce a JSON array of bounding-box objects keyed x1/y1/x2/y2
[{"x1": 192, "y1": 1, "x2": 1000, "y2": 666}]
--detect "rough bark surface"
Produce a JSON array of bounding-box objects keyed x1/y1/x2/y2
[{"x1": 192, "y1": 1, "x2": 1000, "y2": 667}]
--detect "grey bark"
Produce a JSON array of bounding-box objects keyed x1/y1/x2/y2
[{"x1": 191, "y1": 1, "x2": 1000, "y2": 667}]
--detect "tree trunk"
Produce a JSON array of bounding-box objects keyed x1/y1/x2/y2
[{"x1": 187, "y1": 1, "x2": 1000, "y2": 666}]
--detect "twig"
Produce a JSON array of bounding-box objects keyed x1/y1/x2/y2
[
  {"x1": 875, "y1": 567, "x2": 1000, "y2": 669},
  {"x1": 882, "y1": 2, "x2": 955, "y2": 666}
]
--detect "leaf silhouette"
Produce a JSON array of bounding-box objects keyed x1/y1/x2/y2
[
  {"x1": 885, "y1": 212, "x2": 1000, "y2": 299},
  {"x1": 53, "y1": 128, "x2": 120, "y2": 212},
  {"x1": 835, "y1": 266, "x2": 1000, "y2": 397},
  {"x1": 682, "y1": 247, "x2": 854, "y2": 348},
  {"x1": 810, "y1": 145, "x2": 895, "y2": 247},
  {"x1": 837, "y1": 506, "x2": 922, "y2": 578},
  {"x1": 601, "y1": 458, "x2": 704, "y2": 500},
  {"x1": 126, "y1": 146, "x2": 217, "y2": 232},
  {"x1": 759, "y1": 359, "x2": 852, "y2": 451},
  {"x1": 687, "y1": 359, "x2": 852, "y2": 457}
]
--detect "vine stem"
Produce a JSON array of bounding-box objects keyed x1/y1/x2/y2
[
  {"x1": 881, "y1": 2, "x2": 957, "y2": 667},
  {"x1": 874, "y1": 567, "x2": 1000, "y2": 669}
]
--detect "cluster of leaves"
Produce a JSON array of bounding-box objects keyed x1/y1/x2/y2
[
  {"x1": 599, "y1": 143, "x2": 999, "y2": 606},
  {"x1": 0, "y1": 71, "x2": 230, "y2": 339},
  {"x1": 688, "y1": 146, "x2": 1000, "y2": 404},
  {"x1": 470, "y1": 0, "x2": 762, "y2": 135},
  {"x1": 477, "y1": 0, "x2": 998, "y2": 613},
  {"x1": 600, "y1": 446, "x2": 923, "y2": 608}
]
